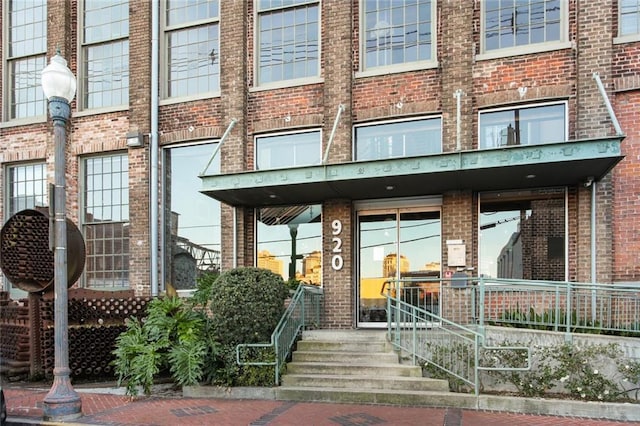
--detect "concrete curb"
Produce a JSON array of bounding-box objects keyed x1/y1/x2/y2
[{"x1": 184, "y1": 385, "x2": 640, "y2": 422}]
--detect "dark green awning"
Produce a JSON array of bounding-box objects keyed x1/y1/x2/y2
[{"x1": 200, "y1": 137, "x2": 624, "y2": 207}]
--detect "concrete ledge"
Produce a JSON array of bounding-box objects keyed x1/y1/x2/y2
[
  {"x1": 183, "y1": 385, "x2": 640, "y2": 422},
  {"x1": 479, "y1": 395, "x2": 640, "y2": 422},
  {"x1": 183, "y1": 385, "x2": 276, "y2": 400}
]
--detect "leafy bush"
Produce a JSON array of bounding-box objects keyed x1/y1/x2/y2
[
  {"x1": 111, "y1": 296, "x2": 218, "y2": 395},
  {"x1": 112, "y1": 268, "x2": 288, "y2": 393},
  {"x1": 209, "y1": 267, "x2": 288, "y2": 346}
]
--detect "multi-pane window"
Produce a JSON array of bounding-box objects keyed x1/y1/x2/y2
[
  {"x1": 165, "y1": 0, "x2": 220, "y2": 98},
  {"x1": 83, "y1": 154, "x2": 129, "y2": 288},
  {"x1": 6, "y1": 0, "x2": 47, "y2": 120},
  {"x1": 163, "y1": 143, "x2": 221, "y2": 291},
  {"x1": 257, "y1": 0, "x2": 320, "y2": 85},
  {"x1": 81, "y1": 0, "x2": 129, "y2": 109},
  {"x1": 620, "y1": 0, "x2": 640, "y2": 36},
  {"x1": 6, "y1": 163, "x2": 48, "y2": 216},
  {"x1": 483, "y1": 0, "x2": 562, "y2": 52},
  {"x1": 255, "y1": 131, "x2": 321, "y2": 170},
  {"x1": 362, "y1": 0, "x2": 434, "y2": 70},
  {"x1": 354, "y1": 117, "x2": 442, "y2": 161},
  {"x1": 479, "y1": 103, "x2": 566, "y2": 149}
]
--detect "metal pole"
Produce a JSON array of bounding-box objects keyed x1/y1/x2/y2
[{"x1": 43, "y1": 97, "x2": 82, "y2": 421}]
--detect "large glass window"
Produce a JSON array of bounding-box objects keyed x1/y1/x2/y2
[
  {"x1": 163, "y1": 143, "x2": 221, "y2": 291},
  {"x1": 81, "y1": 0, "x2": 129, "y2": 109},
  {"x1": 255, "y1": 130, "x2": 321, "y2": 170},
  {"x1": 362, "y1": 0, "x2": 434, "y2": 71},
  {"x1": 6, "y1": 0, "x2": 47, "y2": 120},
  {"x1": 256, "y1": 205, "x2": 322, "y2": 285},
  {"x1": 6, "y1": 162, "x2": 48, "y2": 216},
  {"x1": 620, "y1": 0, "x2": 640, "y2": 36},
  {"x1": 83, "y1": 154, "x2": 129, "y2": 288},
  {"x1": 354, "y1": 117, "x2": 442, "y2": 161},
  {"x1": 165, "y1": 0, "x2": 220, "y2": 98},
  {"x1": 257, "y1": 0, "x2": 320, "y2": 85},
  {"x1": 479, "y1": 103, "x2": 566, "y2": 149},
  {"x1": 3, "y1": 162, "x2": 48, "y2": 298},
  {"x1": 480, "y1": 190, "x2": 566, "y2": 281},
  {"x1": 483, "y1": 0, "x2": 562, "y2": 52}
]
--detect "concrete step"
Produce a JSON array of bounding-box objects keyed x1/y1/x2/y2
[
  {"x1": 296, "y1": 339, "x2": 390, "y2": 353},
  {"x1": 291, "y1": 350, "x2": 398, "y2": 364},
  {"x1": 276, "y1": 386, "x2": 476, "y2": 408},
  {"x1": 302, "y1": 329, "x2": 388, "y2": 342},
  {"x1": 285, "y1": 361, "x2": 422, "y2": 377},
  {"x1": 280, "y1": 374, "x2": 450, "y2": 392}
]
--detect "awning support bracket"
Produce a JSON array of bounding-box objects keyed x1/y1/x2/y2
[
  {"x1": 322, "y1": 104, "x2": 345, "y2": 165},
  {"x1": 593, "y1": 73, "x2": 624, "y2": 137},
  {"x1": 200, "y1": 118, "x2": 237, "y2": 176}
]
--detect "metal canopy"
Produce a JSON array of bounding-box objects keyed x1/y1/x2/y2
[{"x1": 200, "y1": 137, "x2": 624, "y2": 207}]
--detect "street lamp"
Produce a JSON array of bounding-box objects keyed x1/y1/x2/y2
[{"x1": 41, "y1": 51, "x2": 82, "y2": 421}]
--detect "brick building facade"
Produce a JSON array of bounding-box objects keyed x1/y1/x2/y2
[{"x1": 1, "y1": 1, "x2": 638, "y2": 329}]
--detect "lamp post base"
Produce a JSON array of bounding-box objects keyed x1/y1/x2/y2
[{"x1": 42, "y1": 374, "x2": 82, "y2": 422}]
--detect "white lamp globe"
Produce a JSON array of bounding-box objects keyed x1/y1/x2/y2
[{"x1": 41, "y1": 52, "x2": 76, "y2": 103}]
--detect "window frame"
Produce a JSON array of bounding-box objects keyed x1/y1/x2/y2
[
  {"x1": 78, "y1": 0, "x2": 130, "y2": 112},
  {"x1": 5, "y1": 161, "x2": 48, "y2": 217},
  {"x1": 356, "y1": 0, "x2": 438, "y2": 78},
  {"x1": 478, "y1": 101, "x2": 568, "y2": 150},
  {"x1": 353, "y1": 116, "x2": 443, "y2": 162},
  {"x1": 4, "y1": 0, "x2": 47, "y2": 123},
  {"x1": 161, "y1": 140, "x2": 222, "y2": 293},
  {"x1": 477, "y1": 0, "x2": 571, "y2": 61},
  {"x1": 80, "y1": 152, "x2": 130, "y2": 289},
  {"x1": 615, "y1": 0, "x2": 640, "y2": 44},
  {"x1": 253, "y1": 0, "x2": 322, "y2": 90},
  {"x1": 160, "y1": 0, "x2": 221, "y2": 103},
  {"x1": 255, "y1": 204, "x2": 323, "y2": 284},
  {"x1": 254, "y1": 129, "x2": 323, "y2": 170}
]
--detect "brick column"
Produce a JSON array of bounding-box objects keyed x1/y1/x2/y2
[
  {"x1": 576, "y1": 1, "x2": 614, "y2": 283},
  {"x1": 127, "y1": 1, "x2": 152, "y2": 294},
  {"x1": 220, "y1": 0, "x2": 249, "y2": 271},
  {"x1": 322, "y1": 200, "x2": 353, "y2": 328},
  {"x1": 321, "y1": 2, "x2": 354, "y2": 327}
]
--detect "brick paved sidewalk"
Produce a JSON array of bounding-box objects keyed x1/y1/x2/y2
[{"x1": 4, "y1": 386, "x2": 639, "y2": 426}]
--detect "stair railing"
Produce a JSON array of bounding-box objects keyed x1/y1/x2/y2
[
  {"x1": 383, "y1": 279, "x2": 530, "y2": 395},
  {"x1": 236, "y1": 284, "x2": 323, "y2": 386}
]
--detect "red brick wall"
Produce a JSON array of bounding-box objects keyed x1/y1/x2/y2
[{"x1": 612, "y1": 91, "x2": 640, "y2": 282}]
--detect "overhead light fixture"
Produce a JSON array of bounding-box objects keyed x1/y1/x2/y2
[{"x1": 126, "y1": 131, "x2": 144, "y2": 148}]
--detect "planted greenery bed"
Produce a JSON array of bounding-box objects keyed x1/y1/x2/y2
[
  {"x1": 111, "y1": 267, "x2": 288, "y2": 395},
  {"x1": 424, "y1": 340, "x2": 640, "y2": 402}
]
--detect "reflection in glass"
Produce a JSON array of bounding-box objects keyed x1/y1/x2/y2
[
  {"x1": 358, "y1": 209, "x2": 441, "y2": 324},
  {"x1": 480, "y1": 192, "x2": 565, "y2": 281},
  {"x1": 256, "y1": 131, "x2": 321, "y2": 169},
  {"x1": 83, "y1": 154, "x2": 130, "y2": 288},
  {"x1": 164, "y1": 143, "x2": 221, "y2": 290},
  {"x1": 355, "y1": 117, "x2": 441, "y2": 161},
  {"x1": 479, "y1": 104, "x2": 565, "y2": 149},
  {"x1": 256, "y1": 205, "x2": 322, "y2": 284}
]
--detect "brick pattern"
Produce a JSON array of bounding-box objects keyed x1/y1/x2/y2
[
  {"x1": 322, "y1": 200, "x2": 353, "y2": 329},
  {"x1": 612, "y1": 91, "x2": 640, "y2": 282},
  {"x1": 2, "y1": 1, "x2": 639, "y2": 304}
]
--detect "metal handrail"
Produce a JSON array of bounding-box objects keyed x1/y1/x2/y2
[
  {"x1": 384, "y1": 287, "x2": 530, "y2": 395},
  {"x1": 236, "y1": 284, "x2": 323, "y2": 385}
]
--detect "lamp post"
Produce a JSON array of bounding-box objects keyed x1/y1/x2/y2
[{"x1": 41, "y1": 51, "x2": 82, "y2": 421}]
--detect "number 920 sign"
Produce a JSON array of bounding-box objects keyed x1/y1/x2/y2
[{"x1": 331, "y1": 219, "x2": 344, "y2": 271}]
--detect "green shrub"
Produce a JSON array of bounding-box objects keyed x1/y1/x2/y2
[
  {"x1": 209, "y1": 267, "x2": 288, "y2": 346},
  {"x1": 111, "y1": 296, "x2": 218, "y2": 395}
]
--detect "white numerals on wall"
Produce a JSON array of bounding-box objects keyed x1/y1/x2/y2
[{"x1": 331, "y1": 219, "x2": 344, "y2": 271}]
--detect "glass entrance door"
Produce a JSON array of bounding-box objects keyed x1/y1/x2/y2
[{"x1": 357, "y1": 207, "x2": 441, "y2": 327}]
